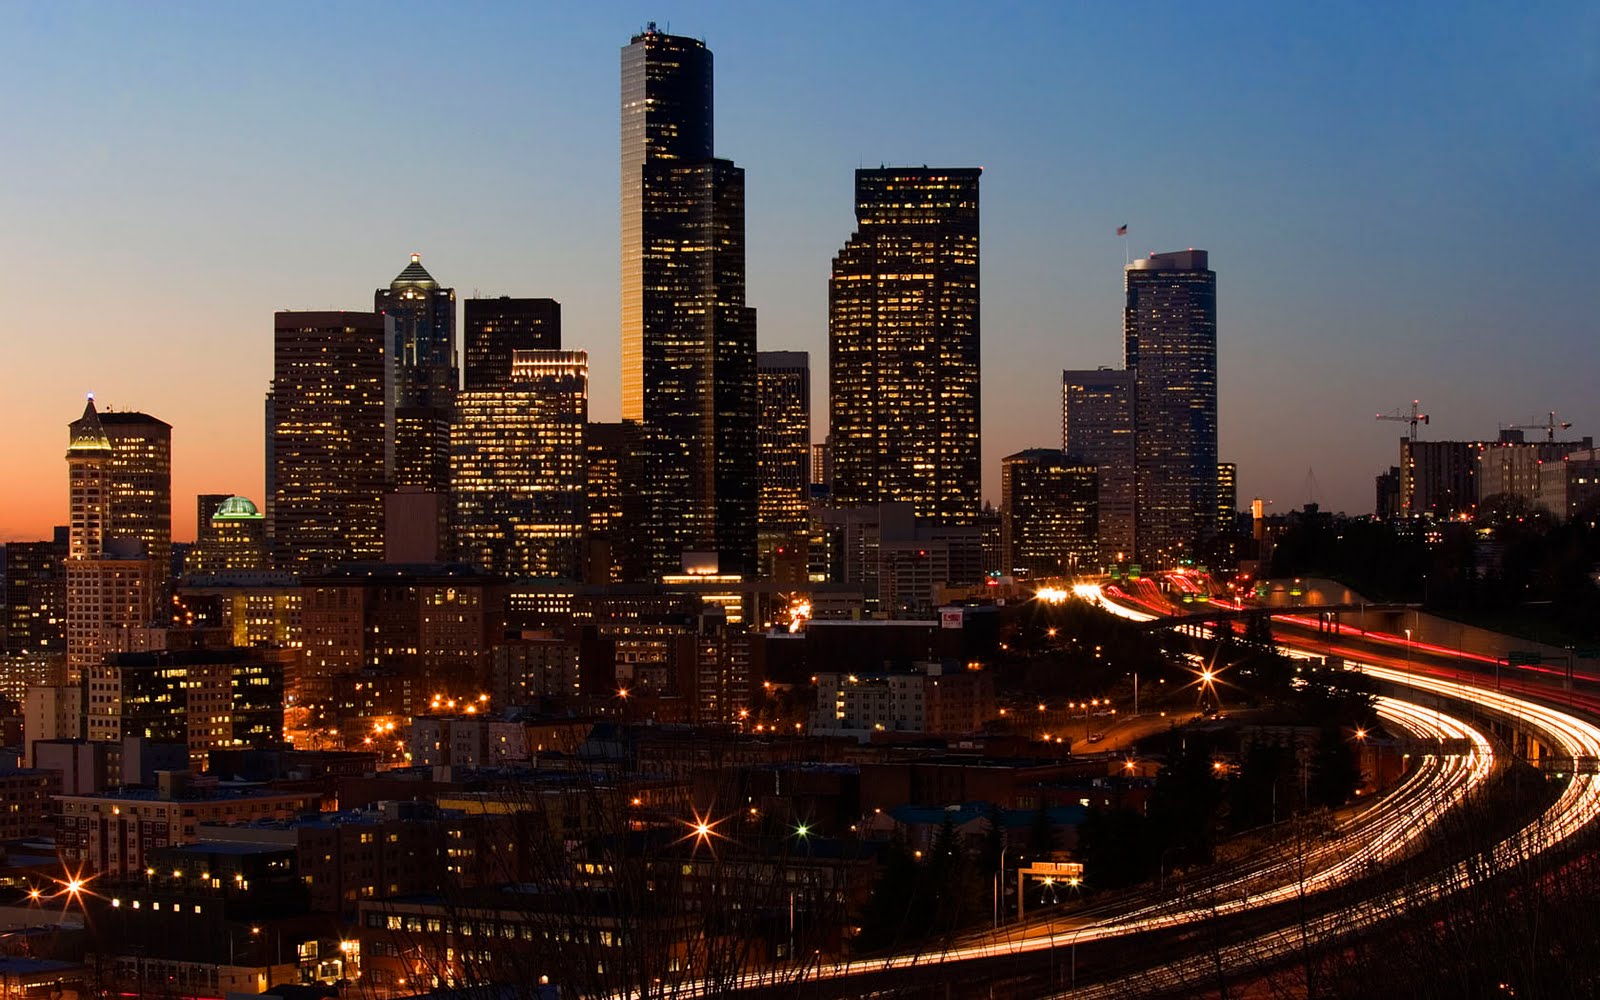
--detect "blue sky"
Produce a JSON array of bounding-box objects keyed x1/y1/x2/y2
[{"x1": 3, "y1": 1, "x2": 1596, "y2": 537}]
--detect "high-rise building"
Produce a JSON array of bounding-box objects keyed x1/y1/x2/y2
[
  {"x1": 464, "y1": 297, "x2": 561, "y2": 390},
  {"x1": 1000, "y1": 450, "x2": 1098, "y2": 578},
  {"x1": 451, "y1": 351, "x2": 589, "y2": 579},
  {"x1": 621, "y1": 25, "x2": 757, "y2": 578},
  {"x1": 64, "y1": 398, "x2": 162, "y2": 680},
  {"x1": 829, "y1": 168, "x2": 981, "y2": 525},
  {"x1": 1218, "y1": 462, "x2": 1238, "y2": 533},
  {"x1": 3, "y1": 527, "x2": 68, "y2": 658},
  {"x1": 756, "y1": 352, "x2": 811, "y2": 539},
  {"x1": 1125, "y1": 250, "x2": 1218, "y2": 565},
  {"x1": 1062, "y1": 368, "x2": 1136, "y2": 563},
  {"x1": 99, "y1": 411, "x2": 173, "y2": 573},
  {"x1": 376, "y1": 254, "x2": 456, "y2": 492},
  {"x1": 270, "y1": 311, "x2": 393, "y2": 571},
  {"x1": 583, "y1": 421, "x2": 644, "y2": 584}
]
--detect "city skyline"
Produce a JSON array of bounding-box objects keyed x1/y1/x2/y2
[{"x1": 5, "y1": 3, "x2": 1598, "y2": 540}]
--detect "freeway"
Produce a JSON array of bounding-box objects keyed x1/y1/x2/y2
[
  {"x1": 654, "y1": 585, "x2": 1599, "y2": 998},
  {"x1": 690, "y1": 685, "x2": 1494, "y2": 998},
  {"x1": 1029, "y1": 583, "x2": 1600, "y2": 998}
]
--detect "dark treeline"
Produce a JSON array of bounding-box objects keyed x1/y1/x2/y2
[{"x1": 1268, "y1": 495, "x2": 1600, "y2": 641}]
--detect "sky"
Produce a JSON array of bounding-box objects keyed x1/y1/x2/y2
[{"x1": 3, "y1": 1, "x2": 1597, "y2": 541}]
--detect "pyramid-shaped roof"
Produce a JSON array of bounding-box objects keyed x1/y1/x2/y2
[
  {"x1": 67, "y1": 395, "x2": 112, "y2": 454},
  {"x1": 390, "y1": 252, "x2": 438, "y2": 289}
]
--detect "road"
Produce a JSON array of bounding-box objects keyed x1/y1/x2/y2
[{"x1": 672, "y1": 683, "x2": 1495, "y2": 998}]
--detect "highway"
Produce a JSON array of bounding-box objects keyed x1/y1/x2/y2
[
  {"x1": 1037, "y1": 581, "x2": 1600, "y2": 999},
  {"x1": 678, "y1": 680, "x2": 1495, "y2": 997},
  {"x1": 649, "y1": 583, "x2": 1600, "y2": 998}
]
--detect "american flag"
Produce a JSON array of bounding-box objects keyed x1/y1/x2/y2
[{"x1": 1116, "y1": 224, "x2": 1128, "y2": 236}]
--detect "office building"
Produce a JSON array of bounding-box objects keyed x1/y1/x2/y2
[
  {"x1": 4, "y1": 527, "x2": 68, "y2": 657},
  {"x1": 269, "y1": 311, "x2": 393, "y2": 571},
  {"x1": 85, "y1": 648, "x2": 286, "y2": 771},
  {"x1": 1537, "y1": 449, "x2": 1600, "y2": 520},
  {"x1": 1062, "y1": 368, "x2": 1136, "y2": 562},
  {"x1": 99, "y1": 410, "x2": 174, "y2": 573},
  {"x1": 829, "y1": 168, "x2": 981, "y2": 525},
  {"x1": 451, "y1": 351, "x2": 589, "y2": 579},
  {"x1": 999, "y1": 450, "x2": 1098, "y2": 578},
  {"x1": 464, "y1": 296, "x2": 561, "y2": 390},
  {"x1": 1125, "y1": 250, "x2": 1218, "y2": 565},
  {"x1": 65, "y1": 398, "x2": 162, "y2": 680},
  {"x1": 756, "y1": 351, "x2": 811, "y2": 539},
  {"x1": 1218, "y1": 462, "x2": 1238, "y2": 532},
  {"x1": 376, "y1": 254, "x2": 456, "y2": 493},
  {"x1": 1476, "y1": 434, "x2": 1592, "y2": 506},
  {"x1": 584, "y1": 421, "x2": 645, "y2": 583},
  {"x1": 298, "y1": 564, "x2": 506, "y2": 724},
  {"x1": 621, "y1": 24, "x2": 758, "y2": 578},
  {"x1": 185, "y1": 496, "x2": 268, "y2": 574}
]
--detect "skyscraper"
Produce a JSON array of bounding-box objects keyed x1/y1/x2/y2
[
  {"x1": 999, "y1": 450, "x2": 1098, "y2": 578},
  {"x1": 270, "y1": 311, "x2": 393, "y2": 571},
  {"x1": 583, "y1": 421, "x2": 644, "y2": 584},
  {"x1": 756, "y1": 351, "x2": 810, "y2": 539},
  {"x1": 829, "y1": 168, "x2": 981, "y2": 525},
  {"x1": 3, "y1": 527, "x2": 68, "y2": 659},
  {"x1": 376, "y1": 253, "x2": 456, "y2": 491},
  {"x1": 1217, "y1": 462, "x2": 1238, "y2": 533},
  {"x1": 464, "y1": 297, "x2": 561, "y2": 391},
  {"x1": 1063, "y1": 368, "x2": 1136, "y2": 563},
  {"x1": 621, "y1": 24, "x2": 757, "y2": 578},
  {"x1": 451, "y1": 351, "x2": 589, "y2": 579},
  {"x1": 64, "y1": 398, "x2": 161, "y2": 680},
  {"x1": 99, "y1": 411, "x2": 173, "y2": 574},
  {"x1": 1125, "y1": 250, "x2": 1218, "y2": 565}
]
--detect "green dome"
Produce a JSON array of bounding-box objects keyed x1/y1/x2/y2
[{"x1": 213, "y1": 495, "x2": 263, "y2": 520}]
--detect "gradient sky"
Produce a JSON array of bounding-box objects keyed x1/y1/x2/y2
[{"x1": 4, "y1": 2, "x2": 1597, "y2": 541}]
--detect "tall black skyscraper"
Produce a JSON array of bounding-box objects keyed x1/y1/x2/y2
[
  {"x1": 376, "y1": 253, "x2": 456, "y2": 491},
  {"x1": 464, "y1": 297, "x2": 561, "y2": 390},
  {"x1": 620, "y1": 24, "x2": 757, "y2": 578},
  {"x1": 1125, "y1": 249, "x2": 1218, "y2": 565},
  {"x1": 829, "y1": 168, "x2": 981, "y2": 525}
]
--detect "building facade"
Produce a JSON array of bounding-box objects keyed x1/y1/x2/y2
[
  {"x1": 186, "y1": 496, "x2": 268, "y2": 574},
  {"x1": 463, "y1": 296, "x2": 561, "y2": 390},
  {"x1": 1062, "y1": 368, "x2": 1136, "y2": 562},
  {"x1": 269, "y1": 311, "x2": 393, "y2": 571},
  {"x1": 65, "y1": 398, "x2": 162, "y2": 681},
  {"x1": 451, "y1": 351, "x2": 589, "y2": 579},
  {"x1": 999, "y1": 450, "x2": 1098, "y2": 578},
  {"x1": 621, "y1": 25, "x2": 757, "y2": 579},
  {"x1": 829, "y1": 168, "x2": 981, "y2": 526},
  {"x1": 99, "y1": 410, "x2": 174, "y2": 573},
  {"x1": 1125, "y1": 250, "x2": 1218, "y2": 565},
  {"x1": 756, "y1": 351, "x2": 811, "y2": 540},
  {"x1": 376, "y1": 254, "x2": 456, "y2": 493}
]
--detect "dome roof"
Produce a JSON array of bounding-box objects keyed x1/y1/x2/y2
[{"x1": 213, "y1": 495, "x2": 263, "y2": 520}]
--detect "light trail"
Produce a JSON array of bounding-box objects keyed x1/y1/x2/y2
[
  {"x1": 661, "y1": 691, "x2": 1494, "y2": 997},
  {"x1": 1059, "y1": 661, "x2": 1600, "y2": 1000}
]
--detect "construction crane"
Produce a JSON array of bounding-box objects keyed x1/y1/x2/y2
[
  {"x1": 1502, "y1": 411, "x2": 1572, "y2": 443},
  {"x1": 1376, "y1": 400, "x2": 1429, "y2": 439}
]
